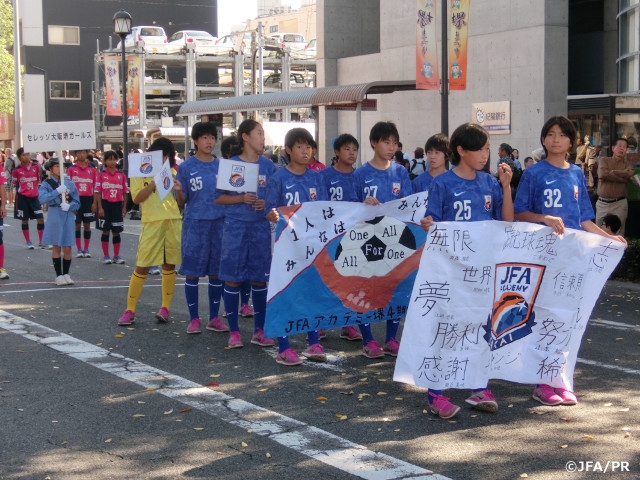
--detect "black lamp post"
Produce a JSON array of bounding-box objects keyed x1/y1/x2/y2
[{"x1": 113, "y1": 9, "x2": 132, "y2": 173}]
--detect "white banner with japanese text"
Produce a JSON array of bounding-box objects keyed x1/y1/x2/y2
[
  {"x1": 393, "y1": 220, "x2": 624, "y2": 391},
  {"x1": 265, "y1": 194, "x2": 428, "y2": 338}
]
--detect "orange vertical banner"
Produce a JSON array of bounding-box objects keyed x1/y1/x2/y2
[
  {"x1": 126, "y1": 55, "x2": 141, "y2": 116},
  {"x1": 104, "y1": 55, "x2": 121, "y2": 116},
  {"x1": 416, "y1": 1, "x2": 439, "y2": 90},
  {"x1": 448, "y1": 0, "x2": 470, "y2": 90}
]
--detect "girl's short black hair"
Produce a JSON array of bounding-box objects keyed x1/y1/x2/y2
[
  {"x1": 191, "y1": 121, "x2": 218, "y2": 141},
  {"x1": 284, "y1": 127, "x2": 314, "y2": 149},
  {"x1": 333, "y1": 133, "x2": 359, "y2": 152},
  {"x1": 103, "y1": 150, "x2": 119, "y2": 162},
  {"x1": 540, "y1": 115, "x2": 576, "y2": 156},
  {"x1": 369, "y1": 121, "x2": 399, "y2": 146},
  {"x1": 424, "y1": 133, "x2": 451, "y2": 169},
  {"x1": 148, "y1": 137, "x2": 176, "y2": 168},
  {"x1": 449, "y1": 123, "x2": 489, "y2": 166},
  {"x1": 220, "y1": 136, "x2": 239, "y2": 159}
]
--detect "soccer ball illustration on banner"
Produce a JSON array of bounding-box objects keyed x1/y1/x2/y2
[
  {"x1": 308, "y1": 214, "x2": 425, "y2": 313},
  {"x1": 334, "y1": 216, "x2": 417, "y2": 277}
]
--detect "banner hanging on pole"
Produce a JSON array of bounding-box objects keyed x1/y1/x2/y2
[
  {"x1": 448, "y1": 0, "x2": 470, "y2": 90},
  {"x1": 104, "y1": 55, "x2": 121, "y2": 116},
  {"x1": 416, "y1": 0, "x2": 440, "y2": 90},
  {"x1": 126, "y1": 55, "x2": 141, "y2": 116}
]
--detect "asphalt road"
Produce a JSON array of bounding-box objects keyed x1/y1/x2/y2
[{"x1": 0, "y1": 206, "x2": 638, "y2": 480}]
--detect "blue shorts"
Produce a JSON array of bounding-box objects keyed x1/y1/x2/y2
[
  {"x1": 75, "y1": 196, "x2": 95, "y2": 224},
  {"x1": 218, "y1": 218, "x2": 271, "y2": 283},
  {"x1": 96, "y1": 201, "x2": 123, "y2": 232},
  {"x1": 14, "y1": 194, "x2": 44, "y2": 220},
  {"x1": 178, "y1": 217, "x2": 223, "y2": 277}
]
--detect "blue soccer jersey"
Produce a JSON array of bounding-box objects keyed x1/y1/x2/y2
[
  {"x1": 353, "y1": 161, "x2": 413, "y2": 203},
  {"x1": 320, "y1": 166, "x2": 359, "y2": 202},
  {"x1": 176, "y1": 156, "x2": 225, "y2": 220},
  {"x1": 412, "y1": 171, "x2": 435, "y2": 194},
  {"x1": 215, "y1": 155, "x2": 278, "y2": 222},
  {"x1": 266, "y1": 167, "x2": 328, "y2": 210},
  {"x1": 426, "y1": 169, "x2": 504, "y2": 222},
  {"x1": 514, "y1": 160, "x2": 594, "y2": 230}
]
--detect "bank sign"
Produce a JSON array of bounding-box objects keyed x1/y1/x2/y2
[{"x1": 472, "y1": 101, "x2": 510, "y2": 134}]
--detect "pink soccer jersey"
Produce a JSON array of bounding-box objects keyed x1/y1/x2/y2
[
  {"x1": 67, "y1": 164, "x2": 97, "y2": 197},
  {"x1": 96, "y1": 170, "x2": 129, "y2": 202},
  {"x1": 12, "y1": 164, "x2": 40, "y2": 198}
]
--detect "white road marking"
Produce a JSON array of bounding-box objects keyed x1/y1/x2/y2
[
  {"x1": 0, "y1": 310, "x2": 449, "y2": 480},
  {"x1": 577, "y1": 358, "x2": 640, "y2": 376},
  {"x1": 590, "y1": 318, "x2": 640, "y2": 332}
]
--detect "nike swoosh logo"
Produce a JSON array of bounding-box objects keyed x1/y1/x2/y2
[
  {"x1": 454, "y1": 191, "x2": 465, "y2": 196},
  {"x1": 286, "y1": 184, "x2": 295, "y2": 189},
  {"x1": 190, "y1": 171, "x2": 199, "y2": 176},
  {"x1": 331, "y1": 180, "x2": 340, "y2": 185},
  {"x1": 545, "y1": 180, "x2": 557, "y2": 184},
  {"x1": 365, "y1": 179, "x2": 374, "y2": 184}
]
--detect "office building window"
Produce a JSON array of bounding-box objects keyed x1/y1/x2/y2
[
  {"x1": 48, "y1": 26, "x2": 80, "y2": 45},
  {"x1": 270, "y1": 25, "x2": 278, "y2": 33},
  {"x1": 50, "y1": 81, "x2": 81, "y2": 100},
  {"x1": 618, "y1": 2, "x2": 639, "y2": 92}
]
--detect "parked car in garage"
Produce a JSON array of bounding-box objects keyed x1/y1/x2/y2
[
  {"x1": 166, "y1": 30, "x2": 218, "y2": 55},
  {"x1": 263, "y1": 72, "x2": 309, "y2": 89},
  {"x1": 116, "y1": 26, "x2": 168, "y2": 53},
  {"x1": 269, "y1": 32, "x2": 307, "y2": 58},
  {"x1": 301, "y1": 38, "x2": 316, "y2": 58}
]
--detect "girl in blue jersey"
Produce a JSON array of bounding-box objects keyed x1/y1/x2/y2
[
  {"x1": 175, "y1": 121, "x2": 227, "y2": 335},
  {"x1": 353, "y1": 122, "x2": 413, "y2": 358},
  {"x1": 514, "y1": 115, "x2": 626, "y2": 407},
  {"x1": 420, "y1": 122, "x2": 514, "y2": 419},
  {"x1": 412, "y1": 133, "x2": 450, "y2": 193},
  {"x1": 266, "y1": 127, "x2": 329, "y2": 365},
  {"x1": 319, "y1": 133, "x2": 367, "y2": 344},
  {"x1": 215, "y1": 120, "x2": 278, "y2": 351}
]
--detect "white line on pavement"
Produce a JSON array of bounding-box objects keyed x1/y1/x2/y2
[{"x1": 0, "y1": 310, "x2": 449, "y2": 480}]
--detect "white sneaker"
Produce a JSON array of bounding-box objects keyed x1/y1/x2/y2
[
  {"x1": 55, "y1": 275, "x2": 68, "y2": 286},
  {"x1": 63, "y1": 274, "x2": 74, "y2": 285}
]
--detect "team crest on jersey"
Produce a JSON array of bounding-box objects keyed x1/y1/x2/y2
[
  {"x1": 574, "y1": 185, "x2": 579, "y2": 200},
  {"x1": 229, "y1": 164, "x2": 246, "y2": 187},
  {"x1": 392, "y1": 182, "x2": 401, "y2": 196},
  {"x1": 309, "y1": 188, "x2": 317, "y2": 200},
  {"x1": 484, "y1": 195, "x2": 492, "y2": 211},
  {"x1": 258, "y1": 175, "x2": 266, "y2": 187},
  {"x1": 482, "y1": 263, "x2": 545, "y2": 351}
]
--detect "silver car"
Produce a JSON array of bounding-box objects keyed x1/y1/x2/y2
[{"x1": 166, "y1": 30, "x2": 218, "y2": 55}]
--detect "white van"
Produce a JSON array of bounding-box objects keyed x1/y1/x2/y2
[{"x1": 269, "y1": 32, "x2": 306, "y2": 57}]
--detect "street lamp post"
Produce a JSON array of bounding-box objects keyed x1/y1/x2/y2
[{"x1": 113, "y1": 9, "x2": 132, "y2": 173}]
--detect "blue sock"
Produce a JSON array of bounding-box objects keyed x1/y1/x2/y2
[
  {"x1": 472, "y1": 388, "x2": 486, "y2": 393},
  {"x1": 185, "y1": 278, "x2": 199, "y2": 320},
  {"x1": 277, "y1": 336, "x2": 290, "y2": 353},
  {"x1": 224, "y1": 284, "x2": 241, "y2": 332},
  {"x1": 251, "y1": 284, "x2": 267, "y2": 333},
  {"x1": 307, "y1": 330, "x2": 319, "y2": 346},
  {"x1": 241, "y1": 280, "x2": 251, "y2": 305},
  {"x1": 427, "y1": 389, "x2": 442, "y2": 403},
  {"x1": 208, "y1": 277, "x2": 224, "y2": 320},
  {"x1": 359, "y1": 323, "x2": 374, "y2": 344},
  {"x1": 385, "y1": 319, "x2": 400, "y2": 343}
]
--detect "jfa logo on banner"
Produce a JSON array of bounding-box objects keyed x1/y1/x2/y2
[
  {"x1": 483, "y1": 263, "x2": 545, "y2": 350},
  {"x1": 139, "y1": 154, "x2": 154, "y2": 175},
  {"x1": 229, "y1": 165, "x2": 245, "y2": 188}
]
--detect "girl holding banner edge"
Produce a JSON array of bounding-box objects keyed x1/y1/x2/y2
[
  {"x1": 420, "y1": 123, "x2": 513, "y2": 418},
  {"x1": 513, "y1": 115, "x2": 626, "y2": 407}
]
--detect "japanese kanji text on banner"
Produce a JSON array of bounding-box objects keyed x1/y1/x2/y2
[{"x1": 416, "y1": 0, "x2": 440, "y2": 90}]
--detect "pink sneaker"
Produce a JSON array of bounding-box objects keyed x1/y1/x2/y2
[
  {"x1": 383, "y1": 338, "x2": 400, "y2": 356},
  {"x1": 251, "y1": 329, "x2": 275, "y2": 347},
  {"x1": 206, "y1": 317, "x2": 229, "y2": 332},
  {"x1": 118, "y1": 310, "x2": 135, "y2": 326},
  {"x1": 239, "y1": 303, "x2": 254, "y2": 317},
  {"x1": 428, "y1": 391, "x2": 460, "y2": 419},
  {"x1": 186, "y1": 318, "x2": 202, "y2": 334},
  {"x1": 276, "y1": 348, "x2": 303, "y2": 366},
  {"x1": 532, "y1": 385, "x2": 563, "y2": 406},
  {"x1": 155, "y1": 306, "x2": 170, "y2": 323},
  {"x1": 301, "y1": 343, "x2": 327, "y2": 362},
  {"x1": 465, "y1": 389, "x2": 498, "y2": 412},
  {"x1": 554, "y1": 387, "x2": 578, "y2": 405},
  {"x1": 228, "y1": 331, "x2": 243, "y2": 349},
  {"x1": 340, "y1": 326, "x2": 363, "y2": 341},
  {"x1": 362, "y1": 340, "x2": 385, "y2": 359}
]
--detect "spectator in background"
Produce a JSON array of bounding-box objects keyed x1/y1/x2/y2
[
  {"x1": 523, "y1": 156, "x2": 534, "y2": 169},
  {"x1": 307, "y1": 139, "x2": 326, "y2": 172},
  {"x1": 410, "y1": 147, "x2": 427, "y2": 179},
  {"x1": 3, "y1": 147, "x2": 16, "y2": 204}
]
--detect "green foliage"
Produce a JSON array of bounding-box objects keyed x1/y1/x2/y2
[
  {"x1": 0, "y1": 0, "x2": 15, "y2": 115},
  {"x1": 611, "y1": 239, "x2": 640, "y2": 282}
]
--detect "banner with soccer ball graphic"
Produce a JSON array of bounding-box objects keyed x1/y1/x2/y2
[
  {"x1": 393, "y1": 220, "x2": 624, "y2": 391},
  {"x1": 265, "y1": 194, "x2": 428, "y2": 338}
]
